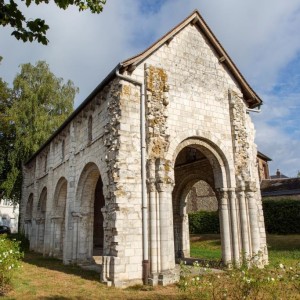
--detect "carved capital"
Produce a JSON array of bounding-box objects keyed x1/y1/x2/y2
[{"x1": 156, "y1": 181, "x2": 174, "y2": 193}]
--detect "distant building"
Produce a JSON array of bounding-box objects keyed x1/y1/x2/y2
[
  {"x1": 0, "y1": 199, "x2": 19, "y2": 233},
  {"x1": 257, "y1": 151, "x2": 272, "y2": 181},
  {"x1": 270, "y1": 169, "x2": 289, "y2": 179}
]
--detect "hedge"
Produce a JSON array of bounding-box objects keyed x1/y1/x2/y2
[
  {"x1": 188, "y1": 200, "x2": 300, "y2": 235},
  {"x1": 262, "y1": 199, "x2": 300, "y2": 234},
  {"x1": 188, "y1": 211, "x2": 220, "y2": 234}
]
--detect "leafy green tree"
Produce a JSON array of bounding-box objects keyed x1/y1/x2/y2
[
  {"x1": 0, "y1": 76, "x2": 14, "y2": 199},
  {"x1": 1, "y1": 61, "x2": 78, "y2": 201},
  {"x1": 0, "y1": 0, "x2": 106, "y2": 44}
]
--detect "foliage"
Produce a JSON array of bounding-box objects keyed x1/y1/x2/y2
[
  {"x1": 0, "y1": 77, "x2": 14, "y2": 199},
  {"x1": 178, "y1": 259, "x2": 300, "y2": 299},
  {"x1": 0, "y1": 235, "x2": 23, "y2": 295},
  {"x1": 8, "y1": 233, "x2": 29, "y2": 252},
  {"x1": 188, "y1": 211, "x2": 220, "y2": 234},
  {"x1": 263, "y1": 199, "x2": 300, "y2": 234},
  {"x1": 0, "y1": 61, "x2": 77, "y2": 202},
  {"x1": 189, "y1": 199, "x2": 300, "y2": 235},
  {"x1": 0, "y1": 0, "x2": 106, "y2": 44}
]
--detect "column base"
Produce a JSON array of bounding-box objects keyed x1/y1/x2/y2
[
  {"x1": 158, "y1": 268, "x2": 180, "y2": 286},
  {"x1": 148, "y1": 273, "x2": 159, "y2": 286}
]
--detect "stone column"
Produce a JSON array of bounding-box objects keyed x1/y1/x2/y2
[
  {"x1": 157, "y1": 182, "x2": 171, "y2": 272},
  {"x1": 246, "y1": 182, "x2": 260, "y2": 258},
  {"x1": 181, "y1": 214, "x2": 190, "y2": 258},
  {"x1": 217, "y1": 189, "x2": 232, "y2": 265},
  {"x1": 49, "y1": 218, "x2": 55, "y2": 256},
  {"x1": 228, "y1": 188, "x2": 240, "y2": 264},
  {"x1": 148, "y1": 178, "x2": 158, "y2": 284},
  {"x1": 71, "y1": 212, "x2": 81, "y2": 262},
  {"x1": 236, "y1": 185, "x2": 251, "y2": 259},
  {"x1": 64, "y1": 121, "x2": 77, "y2": 263}
]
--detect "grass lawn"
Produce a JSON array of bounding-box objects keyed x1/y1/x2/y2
[
  {"x1": 190, "y1": 234, "x2": 300, "y2": 266},
  {"x1": 3, "y1": 252, "x2": 181, "y2": 300},
  {"x1": 2, "y1": 234, "x2": 300, "y2": 299}
]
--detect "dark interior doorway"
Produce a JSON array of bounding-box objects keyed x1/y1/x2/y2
[{"x1": 93, "y1": 177, "x2": 105, "y2": 255}]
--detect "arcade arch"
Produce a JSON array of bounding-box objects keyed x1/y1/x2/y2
[
  {"x1": 50, "y1": 177, "x2": 67, "y2": 258},
  {"x1": 170, "y1": 138, "x2": 233, "y2": 265},
  {"x1": 73, "y1": 163, "x2": 105, "y2": 262}
]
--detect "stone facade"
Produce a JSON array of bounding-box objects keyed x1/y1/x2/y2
[{"x1": 20, "y1": 11, "x2": 268, "y2": 287}]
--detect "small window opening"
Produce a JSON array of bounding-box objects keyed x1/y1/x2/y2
[{"x1": 88, "y1": 116, "x2": 93, "y2": 142}]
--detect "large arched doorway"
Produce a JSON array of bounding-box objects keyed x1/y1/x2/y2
[
  {"x1": 51, "y1": 177, "x2": 67, "y2": 258},
  {"x1": 172, "y1": 146, "x2": 220, "y2": 260},
  {"x1": 170, "y1": 138, "x2": 233, "y2": 266},
  {"x1": 36, "y1": 187, "x2": 47, "y2": 253},
  {"x1": 74, "y1": 163, "x2": 105, "y2": 263}
]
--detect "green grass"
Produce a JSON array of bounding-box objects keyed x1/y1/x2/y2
[
  {"x1": 2, "y1": 234, "x2": 300, "y2": 299},
  {"x1": 190, "y1": 234, "x2": 300, "y2": 266},
  {"x1": 190, "y1": 234, "x2": 221, "y2": 260}
]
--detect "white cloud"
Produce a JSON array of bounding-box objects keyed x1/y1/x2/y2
[{"x1": 0, "y1": 0, "x2": 299, "y2": 176}]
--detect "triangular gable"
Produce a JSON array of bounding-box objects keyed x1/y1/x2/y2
[
  {"x1": 25, "y1": 9, "x2": 262, "y2": 165},
  {"x1": 120, "y1": 10, "x2": 262, "y2": 108}
]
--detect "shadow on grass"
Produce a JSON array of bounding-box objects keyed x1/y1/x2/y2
[
  {"x1": 38, "y1": 297, "x2": 72, "y2": 300},
  {"x1": 23, "y1": 252, "x2": 101, "y2": 282},
  {"x1": 266, "y1": 235, "x2": 300, "y2": 251}
]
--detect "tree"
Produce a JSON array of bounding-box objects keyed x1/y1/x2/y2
[
  {"x1": 0, "y1": 0, "x2": 106, "y2": 44},
  {"x1": 0, "y1": 61, "x2": 78, "y2": 202},
  {"x1": 0, "y1": 76, "x2": 14, "y2": 199}
]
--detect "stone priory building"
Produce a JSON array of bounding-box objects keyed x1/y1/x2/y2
[{"x1": 20, "y1": 10, "x2": 268, "y2": 287}]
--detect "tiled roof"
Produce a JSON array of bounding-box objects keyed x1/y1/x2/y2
[{"x1": 261, "y1": 178, "x2": 300, "y2": 197}]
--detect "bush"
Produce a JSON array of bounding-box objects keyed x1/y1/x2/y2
[
  {"x1": 8, "y1": 232, "x2": 30, "y2": 252},
  {"x1": 0, "y1": 235, "x2": 23, "y2": 295},
  {"x1": 263, "y1": 199, "x2": 300, "y2": 234},
  {"x1": 178, "y1": 260, "x2": 300, "y2": 299},
  {"x1": 188, "y1": 211, "x2": 220, "y2": 234}
]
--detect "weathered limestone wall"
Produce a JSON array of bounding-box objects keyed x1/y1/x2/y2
[
  {"x1": 21, "y1": 19, "x2": 267, "y2": 288},
  {"x1": 129, "y1": 23, "x2": 266, "y2": 267},
  {"x1": 21, "y1": 78, "x2": 146, "y2": 286}
]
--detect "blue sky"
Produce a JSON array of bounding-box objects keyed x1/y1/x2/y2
[{"x1": 0, "y1": 0, "x2": 299, "y2": 177}]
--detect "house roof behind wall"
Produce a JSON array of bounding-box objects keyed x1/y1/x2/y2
[
  {"x1": 261, "y1": 177, "x2": 300, "y2": 197},
  {"x1": 25, "y1": 9, "x2": 263, "y2": 165}
]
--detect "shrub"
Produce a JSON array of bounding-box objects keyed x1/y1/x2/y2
[
  {"x1": 263, "y1": 199, "x2": 300, "y2": 234},
  {"x1": 178, "y1": 260, "x2": 300, "y2": 299},
  {"x1": 8, "y1": 232, "x2": 30, "y2": 252},
  {"x1": 188, "y1": 211, "x2": 220, "y2": 234},
  {"x1": 0, "y1": 234, "x2": 23, "y2": 295}
]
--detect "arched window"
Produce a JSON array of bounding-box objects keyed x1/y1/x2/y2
[
  {"x1": 44, "y1": 154, "x2": 48, "y2": 173},
  {"x1": 61, "y1": 140, "x2": 65, "y2": 160},
  {"x1": 88, "y1": 116, "x2": 93, "y2": 142}
]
